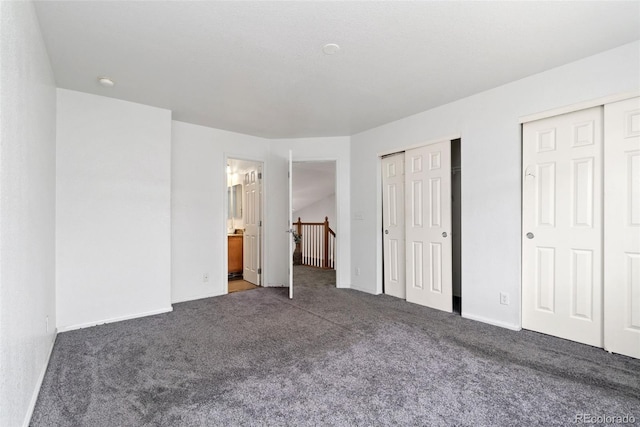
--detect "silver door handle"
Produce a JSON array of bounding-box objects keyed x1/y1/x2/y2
[
  {"x1": 442, "y1": 232, "x2": 447, "y2": 238},
  {"x1": 384, "y1": 230, "x2": 389, "y2": 235},
  {"x1": 526, "y1": 232, "x2": 534, "y2": 239}
]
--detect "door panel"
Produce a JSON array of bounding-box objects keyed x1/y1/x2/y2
[
  {"x1": 243, "y1": 167, "x2": 261, "y2": 285},
  {"x1": 382, "y1": 153, "x2": 406, "y2": 299},
  {"x1": 288, "y1": 150, "x2": 293, "y2": 299},
  {"x1": 604, "y1": 96, "x2": 640, "y2": 358},
  {"x1": 405, "y1": 141, "x2": 452, "y2": 312},
  {"x1": 522, "y1": 107, "x2": 603, "y2": 347}
]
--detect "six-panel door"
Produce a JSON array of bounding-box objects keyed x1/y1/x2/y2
[
  {"x1": 244, "y1": 167, "x2": 262, "y2": 286},
  {"x1": 382, "y1": 153, "x2": 407, "y2": 299},
  {"x1": 405, "y1": 142, "x2": 453, "y2": 312},
  {"x1": 604, "y1": 97, "x2": 640, "y2": 359},
  {"x1": 522, "y1": 107, "x2": 603, "y2": 347}
]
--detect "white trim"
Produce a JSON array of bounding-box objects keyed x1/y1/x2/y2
[
  {"x1": 462, "y1": 312, "x2": 522, "y2": 331},
  {"x1": 264, "y1": 282, "x2": 287, "y2": 288},
  {"x1": 23, "y1": 333, "x2": 57, "y2": 427},
  {"x1": 349, "y1": 284, "x2": 380, "y2": 295},
  {"x1": 172, "y1": 291, "x2": 223, "y2": 304},
  {"x1": 519, "y1": 91, "x2": 640, "y2": 124},
  {"x1": 376, "y1": 133, "x2": 461, "y2": 157},
  {"x1": 58, "y1": 306, "x2": 173, "y2": 333}
]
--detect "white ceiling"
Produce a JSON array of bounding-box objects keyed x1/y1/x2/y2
[
  {"x1": 292, "y1": 161, "x2": 335, "y2": 213},
  {"x1": 34, "y1": 1, "x2": 640, "y2": 138}
]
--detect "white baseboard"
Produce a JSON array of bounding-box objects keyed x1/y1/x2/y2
[
  {"x1": 58, "y1": 306, "x2": 173, "y2": 333},
  {"x1": 264, "y1": 283, "x2": 287, "y2": 288},
  {"x1": 348, "y1": 284, "x2": 379, "y2": 295},
  {"x1": 23, "y1": 333, "x2": 57, "y2": 427},
  {"x1": 462, "y1": 312, "x2": 521, "y2": 331},
  {"x1": 172, "y1": 291, "x2": 222, "y2": 304}
]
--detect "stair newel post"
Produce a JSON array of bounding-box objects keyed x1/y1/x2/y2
[
  {"x1": 323, "y1": 217, "x2": 329, "y2": 269},
  {"x1": 293, "y1": 217, "x2": 303, "y2": 265}
]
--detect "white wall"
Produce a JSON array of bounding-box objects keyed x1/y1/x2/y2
[
  {"x1": 294, "y1": 193, "x2": 336, "y2": 228},
  {"x1": 172, "y1": 127, "x2": 351, "y2": 300},
  {"x1": 0, "y1": 2, "x2": 57, "y2": 426},
  {"x1": 56, "y1": 89, "x2": 172, "y2": 330},
  {"x1": 171, "y1": 121, "x2": 269, "y2": 302},
  {"x1": 351, "y1": 41, "x2": 640, "y2": 330},
  {"x1": 270, "y1": 138, "x2": 351, "y2": 288}
]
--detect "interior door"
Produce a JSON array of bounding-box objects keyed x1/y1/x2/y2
[
  {"x1": 288, "y1": 150, "x2": 293, "y2": 299},
  {"x1": 382, "y1": 153, "x2": 406, "y2": 299},
  {"x1": 522, "y1": 107, "x2": 603, "y2": 348},
  {"x1": 405, "y1": 141, "x2": 452, "y2": 312},
  {"x1": 243, "y1": 167, "x2": 261, "y2": 285},
  {"x1": 604, "y1": 96, "x2": 640, "y2": 358}
]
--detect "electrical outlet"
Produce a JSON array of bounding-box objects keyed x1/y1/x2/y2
[
  {"x1": 500, "y1": 292, "x2": 510, "y2": 305},
  {"x1": 203, "y1": 273, "x2": 209, "y2": 282},
  {"x1": 356, "y1": 267, "x2": 361, "y2": 276}
]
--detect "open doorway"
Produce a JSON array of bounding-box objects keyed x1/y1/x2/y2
[
  {"x1": 451, "y1": 139, "x2": 461, "y2": 314},
  {"x1": 227, "y1": 158, "x2": 263, "y2": 294},
  {"x1": 381, "y1": 138, "x2": 462, "y2": 314},
  {"x1": 291, "y1": 161, "x2": 337, "y2": 288}
]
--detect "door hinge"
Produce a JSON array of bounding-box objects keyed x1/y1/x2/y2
[
  {"x1": 258, "y1": 268, "x2": 262, "y2": 274},
  {"x1": 258, "y1": 172, "x2": 262, "y2": 179},
  {"x1": 259, "y1": 220, "x2": 262, "y2": 226}
]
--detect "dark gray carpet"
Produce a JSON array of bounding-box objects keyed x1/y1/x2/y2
[
  {"x1": 31, "y1": 267, "x2": 639, "y2": 426},
  {"x1": 292, "y1": 265, "x2": 335, "y2": 287}
]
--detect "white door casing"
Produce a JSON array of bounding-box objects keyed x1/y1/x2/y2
[
  {"x1": 405, "y1": 141, "x2": 453, "y2": 312},
  {"x1": 522, "y1": 107, "x2": 603, "y2": 348},
  {"x1": 604, "y1": 97, "x2": 640, "y2": 359},
  {"x1": 382, "y1": 153, "x2": 406, "y2": 299},
  {"x1": 243, "y1": 166, "x2": 262, "y2": 285}
]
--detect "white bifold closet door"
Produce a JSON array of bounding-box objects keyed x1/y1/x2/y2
[
  {"x1": 405, "y1": 142, "x2": 453, "y2": 312},
  {"x1": 522, "y1": 107, "x2": 603, "y2": 348},
  {"x1": 604, "y1": 97, "x2": 640, "y2": 359},
  {"x1": 382, "y1": 153, "x2": 406, "y2": 299}
]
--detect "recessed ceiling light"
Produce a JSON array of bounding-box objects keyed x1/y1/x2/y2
[
  {"x1": 98, "y1": 77, "x2": 115, "y2": 88},
  {"x1": 322, "y1": 43, "x2": 340, "y2": 55}
]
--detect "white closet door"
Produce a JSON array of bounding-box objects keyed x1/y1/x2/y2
[
  {"x1": 522, "y1": 107, "x2": 603, "y2": 347},
  {"x1": 604, "y1": 97, "x2": 640, "y2": 359},
  {"x1": 244, "y1": 167, "x2": 261, "y2": 285},
  {"x1": 382, "y1": 153, "x2": 406, "y2": 299},
  {"x1": 405, "y1": 142, "x2": 452, "y2": 312}
]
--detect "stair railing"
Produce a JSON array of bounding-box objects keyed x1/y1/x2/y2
[{"x1": 294, "y1": 216, "x2": 336, "y2": 269}]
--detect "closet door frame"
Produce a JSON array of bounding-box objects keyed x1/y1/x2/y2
[
  {"x1": 375, "y1": 134, "x2": 461, "y2": 297},
  {"x1": 376, "y1": 133, "x2": 462, "y2": 308}
]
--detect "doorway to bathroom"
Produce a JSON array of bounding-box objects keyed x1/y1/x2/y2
[{"x1": 227, "y1": 158, "x2": 263, "y2": 293}]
